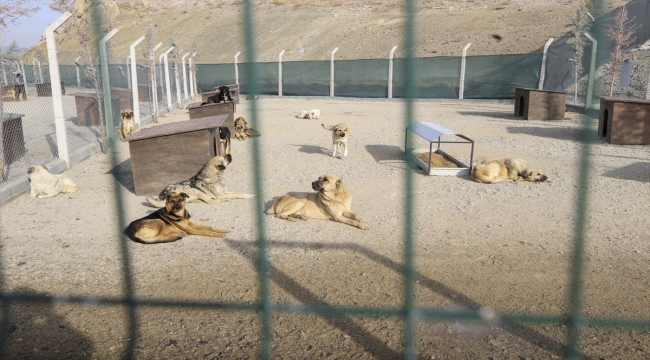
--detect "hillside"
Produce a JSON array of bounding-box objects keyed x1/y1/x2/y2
[{"x1": 42, "y1": 0, "x2": 626, "y2": 63}]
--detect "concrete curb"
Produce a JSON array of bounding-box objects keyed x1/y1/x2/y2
[{"x1": 0, "y1": 141, "x2": 102, "y2": 207}]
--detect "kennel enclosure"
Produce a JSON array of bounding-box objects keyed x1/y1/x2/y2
[{"x1": 405, "y1": 121, "x2": 474, "y2": 176}]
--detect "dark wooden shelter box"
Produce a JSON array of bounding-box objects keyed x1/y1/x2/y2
[
  {"x1": 137, "y1": 84, "x2": 163, "y2": 103},
  {"x1": 125, "y1": 114, "x2": 228, "y2": 196},
  {"x1": 1, "y1": 84, "x2": 27, "y2": 101},
  {"x1": 69, "y1": 92, "x2": 120, "y2": 127},
  {"x1": 201, "y1": 83, "x2": 240, "y2": 107},
  {"x1": 187, "y1": 101, "x2": 235, "y2": 133},
  {"x1": 111, "y1": 87, "x2": 133, "y2": 112},
  {"x1": 2, "y1": 113, "x2": 26, "y2": 164},
  {"x1": 36, "y1": 82, "x2": 66, "y2": 97},
  {"x1": 514, "y1": 88, "x2": 566, "y2": 121},
  {"x1": 599, "y1": 96, "x2": 650, "y2": 145}
]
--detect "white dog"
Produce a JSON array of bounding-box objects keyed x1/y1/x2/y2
[
  {"x1": 27, "y1": 165, "x2": 79, "y2": 199},
  {"x1": 322, "y1": 123, "x2": 350, "y2": 158},
  {"x1": 298, "y1": 109, "x2": 320, "y2": 119}
]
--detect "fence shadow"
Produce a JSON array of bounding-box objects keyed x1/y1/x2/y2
[
  {"x1": 365, "y1": 144, "x2": 405, "y2": 163},
  {"x1": 291, "y1": 144, "x2": 330, "y2": 157},
  {"x1": 602, "y1": 162, "x2": 650, "y2": 183},
  {"x1": 506, "y1": 126, "x2": 584, "y2": 142},
  {"x1": 0, "y1": 288, "x2": 95, "y2": 359},
  {"x1": 456, "y1": 111, "x2": 519, "y2": 120},
  {"x1": 107, "y1": 158, "x2": 135, "y2": 194}
]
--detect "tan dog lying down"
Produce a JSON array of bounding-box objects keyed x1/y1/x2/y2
[
  {"x1": 266, "y1": 174, "x2": 369, "y2": 230},
  {"x1": 470, "y1": 158, "x2": 548, "y2": 184},
  {"x1": 297, "y1": 109, "x2": 320, "y2": 119},
  {"x1": 28, "y1": 165, "x2": 79, "y2": 199}
]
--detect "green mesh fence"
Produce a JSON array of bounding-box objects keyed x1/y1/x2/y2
[
  {"x1": 464, "y1": 54, "x2": 543, "y2": 99},
  {"x1": 239, "y1": 61, "x2": 278, "y2": 95},
  {"x1": 334, "y1": 59, "x2": 388, "y2": 98},
  {"x1": 195, "y1": 63, "x2": 236, "y2": 93},
  {"x1": 282, "y1": 60, "x2": 329, "y2": 96},
  {"x1": 393, "y1": 56, "x2": 460, "y2": 99}
]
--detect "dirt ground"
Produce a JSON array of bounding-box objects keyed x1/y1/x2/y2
[{"x1": 1, "y1": 97, "x2": 649, "y2": 359}]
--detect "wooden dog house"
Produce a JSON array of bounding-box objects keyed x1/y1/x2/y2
[
  {"x1": 111, "y1": 87, "x2": 133, "y2": 112},
  {"x1": 599, "y1": 96, "x2": 650, "y2": 145},
  {"x1": 2, "y1": 113, "x2": 26, "y2": 164},
  {"x1": 514, "y1": 88, "x2": 566, "y2": 121},
  {"x1": 69, "y1": 92, "x2": 120, "y2": 127},
  {"x1": 125, "y1": 114, "x2": 227, "y2": 196},
  {"x1": 1, "y1": 84, "x2": 26, "y2": 101},
  {"x1": 187, "y1": 101, "x2": 235, "y2": 133},
  {"x1": 36, "y1": 82, "x2": 66, "y2": 97}
]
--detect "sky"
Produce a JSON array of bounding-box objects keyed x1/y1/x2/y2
[{"x1": 1, "y1": 3, "x2": 62, "y2": 48}]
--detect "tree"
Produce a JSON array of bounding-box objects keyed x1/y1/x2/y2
[
  {"x1": 0, "y1": 0, "x2": 39, "y2": 181},
  {"x1": 143, "y1": 26, "x2": 159, "y2": 122},
  {"x1": 605, "y1": 5, "x2": 639, "y2": 96},
  {"x1": 565, "y1": 1, "x2": 591, "y2": 104}
]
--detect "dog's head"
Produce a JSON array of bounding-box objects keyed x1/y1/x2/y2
[
  {"x1": 323, "y1": 123, "x2": 349, "y2": 138},
  {"x1": 27, "y1": 165, "x2": 46, "y2": 175},
  {"x1": 308, "y1": 109, "x2": 319, "y2": 119},
  {"x1": 219, "y1": 86, "x2": 230, "y2": 100},
  {"x1": 312, "y1": 174, "x2": 343, "y2": 193},
  {"x1": 234, "y1": 117, "x2": 247, "y2": 131},
  {"x1": 520, "y1": 168, "x2": 548, "y2": 182},
  {"x1": 121, "y1": 109, "x2": 134, "y2": 119},
  {"x1": 207, "y1": 154, "x2": 232, "y2": 170},
  {"x1": 164, "y1": 192, "x2": 188, "y2": 215}
]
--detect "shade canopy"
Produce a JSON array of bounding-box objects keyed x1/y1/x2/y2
[{"x1": 406, "y1": 121, "x2": 459, "y2": 142}]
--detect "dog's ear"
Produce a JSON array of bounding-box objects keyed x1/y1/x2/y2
[
  {"x1": 180, "y1": 192, "x2": 189, "y2": 200},
  {"x1": 322, "y1": 124, "x2": 334, "y2": 131},
  {"x1": 164, "y1": 192, "x2": 172, "y2": 201},
  {"x1": 335, "y1": 179, "x2": 342, "y2": 189},
  {"x1": 520, "y1": 169, "x2": 531, "y2": 178},
  {"x1": 27, "y1": 166, "x2": 35, "y2": 174}
]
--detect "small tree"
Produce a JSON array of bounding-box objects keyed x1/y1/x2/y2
[
  {"x1": 143, "y1": 26, "x2": 158, "y2": 121},
  {"x1": 0, "y1": 0, "x2": 39, "y2": 181},
  {"x1": 605, "y1": 5, "x2": 639, "y2": 96},
  {"x1": 169, "y1": 37, "x2": 181, "y2": 108},
  {"x1": 565, "y1": 1, "x2": 591, "y2": 104}
]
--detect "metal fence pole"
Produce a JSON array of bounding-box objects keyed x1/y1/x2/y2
[
  {"x1": 1, "y1": 62, "x2": 7, "y2": 85},
  {"x1": 19, "y1": 60, "x2": 26, "y2": 84},
  {"x1": 99, "y1": 28, "x2": 119, "y2": 144},
  {"x1": 388, "y1": 45, "x2": 397, "y2": 98},
  {"x1": 584, "y1": 32, "x2": 597, "y2": 108},
  {"x1": 458, "y1": 43, "x2": 471, "y2": 99},
  {"x1": 151, "y1": 42, "x2": 163, "y2": 121},
  {"x1": 174, "y1": 49, "x2": 182, "y2": 108},
  {"x1": 129, "y1": 36, "x2": 145, "y2": 127},
  {"x1": 278, "y1": 50, "x2": 285, "y2": 96},
  {"x1": 45, "y1": 12, "x2": 72, "y2": 168},
  {"x1": 32, "y1": 58, "x2": 42, "y2": 84},
  {"x1": 538, "y1": 38, "x2": 554, "y2": 90},
  {"x1": 182, "y1": 52, "x2": 190, "y2": 100},
  {"x1": 330, "y1": 47, "x2": 338, "y2": 97},
  {"x1": 189, "y1": 53, "x2": 195, "y2": 98},
  {"x1": 125, "y1": 56, "x2": 131, "y2": 89},
  {"x1": 192, "y1": 52, "x2": 197, "y2": 98},
  {"x1": 75, "y1": 56, "x2": 81, "y2": 87},
  {"x1": 234, "y1": 51, "x2": 241, "y2": 85},
  {"x1": 160, "y1": 46, "x2": 174, "y2": 111}
]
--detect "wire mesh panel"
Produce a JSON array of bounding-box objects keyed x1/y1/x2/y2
[
  {"x1": 393, "y1": 56, "x2": 460, "y2": 99},
  {"x1": 464, "y1": 54, "x2": 543, "y2": 99},
  {"x1": 282, "y1": 60, "x2": 329, "y2": 96},
  {"x1": 334, "y1": 59, "x2": 388, "y2": 98}
]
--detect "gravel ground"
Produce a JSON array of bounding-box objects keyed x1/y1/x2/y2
[{"x1": 1, "y1": 97, "x2": 649, "y2": 359}]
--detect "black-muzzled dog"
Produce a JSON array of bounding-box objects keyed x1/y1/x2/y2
[
  {"x1": 219, "y1": 126, "x2": 231, "y2": 155},
  {"x1": 201, "y1": 86, "x2": 231, "y2": 106}
]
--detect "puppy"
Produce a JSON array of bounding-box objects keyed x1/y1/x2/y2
[
  {"x1": 219, "y1": 127, "x2": 231, "y2": 155},
  {"x1": 267, "y1": 174, "x2": 369, "y2": 230},
  {"x1": 27, "y1": 165, "x2": 79, "y2": 199},
  {"x1": 470, "y1": 158, "x2": 548, "y2": 184},
  {"x1": 322, "y1": 123, "x2": 350, "y2": 158},
  {"x1": 297, "y1": 109, "x2": 320, "y2": 119},
  {"x1": 117, "y1": 109, "x2": 135, "y2": 141},
  {"x1": 146, "y1": 154, "x2": 254, "y2": 207},
  {"x1": 234, "y1": 117, "x2": 261, "y2": 140},
  {"x1": 126, "y1": 192, "x2": 227, "y2": 244}
]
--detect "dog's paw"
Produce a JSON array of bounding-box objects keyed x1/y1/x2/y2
[
  {"x1": 358, "y1": 221, "x2": 370, "y2": 230},
  {"x1": 298, "y1": 215, "x2": 308, "y2": 221},
  {"x1": 179, "y1": 231, "x2": 188, "y2": 238}
]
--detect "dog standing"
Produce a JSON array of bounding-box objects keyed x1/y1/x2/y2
[
  {"x1": 146, "y1": 154, "x2": 254, "y2": 207},
  {"x1": 470, "y1": 158, "x2": 548, "y2": 184},
  {"x1": 266, "y1": 174, "x2": 369, "y2": 230},
  {"x1": 117, "y1": 109, "x2": 135, "y2": 141},
  {"x1": 322, "y1": 123, "x2": 350, "y2": 158},
  {"x1": 234, "y1": 117, "x2": 261, "y2": 140},
  {"x1": 219, "y1": 127, "x2": 231, "y2": 155},
  {"x1": 27, "y1": 165, "x2": 79, "y2": 199},
  {"x1": 297, "y1": 109, "x2": 320, "y2": 119},
  {"x1": 126, "y1": 192, "x2": 228, "y2": 244}
]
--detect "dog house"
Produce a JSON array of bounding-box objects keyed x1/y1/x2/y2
[
  {"x1": 514, "y1": 88, "x2": 566, "y2": 121},
  {"x1": 36, "y1": 82, "x2": 66, "y2": 97},
  {"x1": 2, "y1": 112, "x2": 26, "y2": 164},
  {"x1": 201, "y1": 83, "x2": 241, "y2": 105},
  {"x1": 599, "y1": 96, "x2": 650, "y2": 145},
  {"x1": 137, "y1": 84, "x2": 163, "y2": 103},
  {"x1": 1, "y1": 84, "x2": 26, "y2": 101},
  {"x1": 405, "y1": 121, "x2": 474, "y2": 176},
  {"x1": 69, "y1": 92, "x2": 120, "y2": 127},
  {"x1": 125, "y1": 114, "x2": 227, "y2": 196},
  {"x1": 187, "y1": 101, "x2": 236, "y2": 133},
  {"x1": 111, "y1": 87, "x2": 133, "y2": 112}
]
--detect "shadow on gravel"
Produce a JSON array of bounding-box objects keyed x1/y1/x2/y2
[
  {"x1": 292, "y1": 144, "x2": 331, "y2": 157},
  {"x1": 506, "y1": 126, "x2": 583, "y2": 142},
  {"x1": 107, "y1": 158, "x2": 136, "y2": 194},
  {"x1": 365, "y1": 144, "x2": 404, "y2": 163},
  {"x1": 226, "y1": 239, "x2": 591, "y2": 360},
  {"x1": 0, "y1": 288, "x2": 95, "y2": 359},
  {"x1": 457, "y1": 111, "x2": 519, "y2": 120},
  {"x1": 602, "y1": 162, "x2": 650, "y2": 183}
]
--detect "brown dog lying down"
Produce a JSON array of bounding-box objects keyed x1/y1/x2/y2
[
  {"x1": 234, "y1": 116, "x2": 261, "y2": 140},
  {"x1": 470, "y1": 158, "x2": 548, "y2": 184},
  {"x1": 266, "y1": 174, "x2": 369, "y2": 230},
  {"x1": 126, "y1": 192, "x2": 227, "y2": 244}
]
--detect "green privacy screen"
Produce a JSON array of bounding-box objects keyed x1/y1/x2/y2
[
  {"x1": 464, "y1": 54, "x2": 543, "y2": 99},
  {"x1": 393, "y1": 56, "x2": 460, "y2": 99},
  {"x1": 196, "y1": 63, "x2": 236, "y2": 93},
  {"x1": 282, "y1": 60, "x2": 329, "y2": 96},
  {"x1": 334, "y1": 59, "x2": 389, "y2": 98},
  {"x1": 239, "y1": 61, "x2": 278, "y2": 95}
]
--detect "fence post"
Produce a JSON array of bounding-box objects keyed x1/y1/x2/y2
[
  {"x1": 538, "y1": 38, "x2": 554, "y2": 90},
  {"x1": 189, "y1": 52, "x2": 195, "y2": 98},
  {"x1": 151, "y1": 42, "x2": 163, "y2": 121},
  {"x1": 330, "y1": 47, "x2": 338, "y2": 97},
  {"x1": 99, "y1": 28, "x2": 119, "y2": 144},
  {"x1": 19, "y1": 60, "x2": 26, "y2": 84},
  {"x1": 234, "y1": 51, "x2": 241, "y2": 85},
  {"x1": 1, "y1": 62, "x2": 7, "y2": 85},
  {"x1": 45, "y1": 12, "x2": 72, "y2": 167},
  {"x1": 75, "y1": 56, "x2": 81, "y2": 87},
  {"x1": 125, "y1": 56, "x2": 131, "y2": 89},
  {"x1": 278, "y1": 50, "x2": 285, "y2": 96},
  {"x1": 32, "y1": 59, "x2": 42, "y2": 83},
  {"x1": 191, "y1": 52, "x2": 197, "y2": 97},
  {"x1": 129, "y1": 36, "x2": 145, "y2": 127},
  {"x1": 174, "y1": 49, "x2": 182, "y2": 108},
  {"x1": 160, "y1": 47, "x2": 174, "y2": 111},
  {"x1": 584, "y1": 32, "x2": 597, "y2": 108},
  {"x1": 458, "y1": 43, "x2": 471, "y2": 100},
  {"x1": 182, "y1": 52, "x2": 190, "y2": 100},
  {"x1": 388, "y1": 45, "x2": 397, "y2": 98}
]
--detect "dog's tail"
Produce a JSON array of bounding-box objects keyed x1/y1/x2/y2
[
  {"x1": 58, "y1": 175, "x2": 80, "y2": 193},
  {"x1": 146, "y1": 196, "x2": 166, "y2": 208},
  {"x1": 246, "y1": 128, "x2": 261, "y2": 137}
]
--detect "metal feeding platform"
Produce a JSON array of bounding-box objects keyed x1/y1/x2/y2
[{"x1": 405, "y1": 121, "x2": 474, "y2": 176}]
